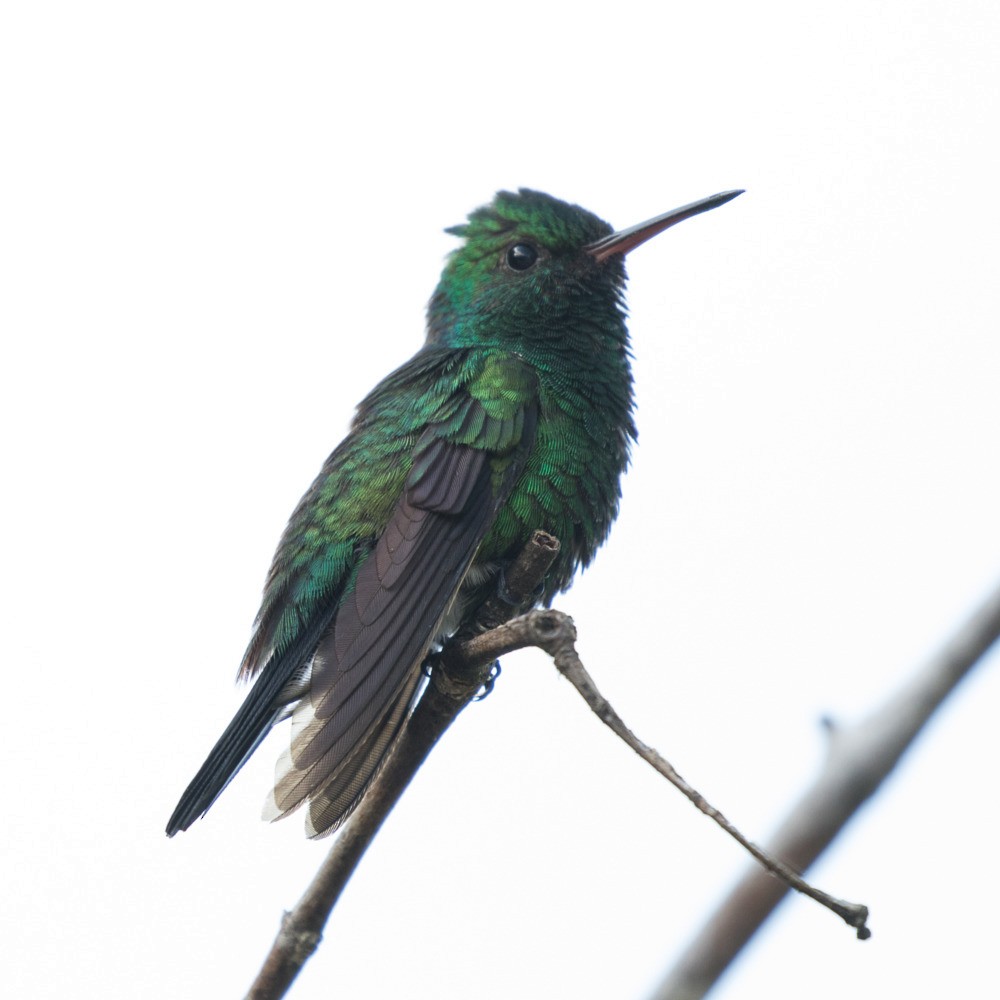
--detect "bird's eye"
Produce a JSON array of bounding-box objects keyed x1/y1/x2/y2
[{"x1": 505, "y1": 243, "x2": 538, "y2": 271}]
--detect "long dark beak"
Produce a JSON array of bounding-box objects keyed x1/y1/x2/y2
[{"x1": 585, "y1": 189, "x2": 744, "y2": 263}]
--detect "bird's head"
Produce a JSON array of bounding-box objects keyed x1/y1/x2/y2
[{"x1": 426, "y1": 188, "x2": 742, "y2": 350}]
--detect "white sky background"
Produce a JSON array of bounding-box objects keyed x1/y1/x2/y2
[{"x1": 3, "y1": 2, "x2": 999, "y2": 998}]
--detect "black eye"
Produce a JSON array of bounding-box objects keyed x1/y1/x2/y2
[{"x1": 505, "y1": 243, "x2": 538, "y2": 271}]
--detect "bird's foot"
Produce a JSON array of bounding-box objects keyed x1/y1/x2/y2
[{"x1": 473, "y1": 661, "x2": 502, "y2": 701}]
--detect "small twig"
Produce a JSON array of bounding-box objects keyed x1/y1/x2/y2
[
  {"x1": 489, "y1": 609, "x2": 869, "y2": 938},
  {"x1": 650, "y1": 577, "x2": 1000, "y2": 1000},
  {"x1": 460, "y1": 529, "x2": 561, "y2": 635}
]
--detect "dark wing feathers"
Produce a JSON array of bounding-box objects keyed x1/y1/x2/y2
[
  {"x1": 167, "y1": 350, "x2": 540, "y2": 838},
  {"x1": 407, "y1": 436, "x2": 486, "y2": 510},
  {"x1": 292, "y1": 667, "x2": 423, "y2": 838},
  {"x1": 268, "y1": 442, "x2": 497, "y2": 834}
]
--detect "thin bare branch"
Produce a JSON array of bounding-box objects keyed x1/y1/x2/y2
[
  {"x1": 503, "y1": 610, "x2": 869, "y2": 937},
  {"x1": 650, "y1": 577, "x2": 1000, "y2": 1000}
]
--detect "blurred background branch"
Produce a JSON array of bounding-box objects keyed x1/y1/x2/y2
[{"x1": 651, "y1": 576, "x2": 1000, "y2": 1000}]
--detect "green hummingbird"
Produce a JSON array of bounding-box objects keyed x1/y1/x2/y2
[{"x1": 167, "y1": 187, "x2": 742, "y2": 839}]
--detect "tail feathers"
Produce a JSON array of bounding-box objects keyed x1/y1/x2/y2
[
  {"x1": 263, "y1": 667, "x2": 422, "y2": 838},
  {"x1": 165, "y1": 657, "x2": 313, "y2": 836},
  {"x1": 166, "y1": 707, "x2": 281, "y2": 836},
  {"x1": 166, "y1": 606, "x2": 337, "y2": 837}
]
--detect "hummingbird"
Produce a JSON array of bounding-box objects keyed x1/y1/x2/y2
[{"x1": 167, "y1": 187, "x2": 742, "y2": 839}]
